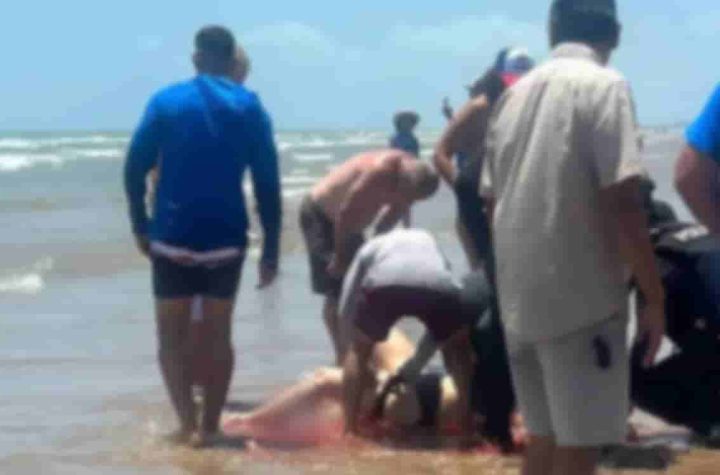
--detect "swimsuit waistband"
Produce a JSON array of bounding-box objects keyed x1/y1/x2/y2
[{"x1": 150, "y1": 241, "x2": 245, "y2": 267}]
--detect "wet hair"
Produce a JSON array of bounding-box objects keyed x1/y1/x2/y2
[
  {"x1": 412, "y1": 163, "x2": 440, "y2": 199},
  {"x1": 550, "y1": 8, "x2": 619, "y2": 47},
  {"x1": 467, "y1": 68, "x2": 506, "y2": 106},
  {"x1": 195, "y1": 25, "x2": 236, "y2": 62},
  {"x1": 466, "y1": 47, "x2": 515, "y2": 106}
]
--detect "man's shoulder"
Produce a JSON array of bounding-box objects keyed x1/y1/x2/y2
[{"x1": 151, "y1": 78, "x2": 197, "y2": 103}]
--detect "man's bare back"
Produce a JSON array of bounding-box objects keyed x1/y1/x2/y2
[{"x1": 311, "y1": 149, "x2": 409, "y2": 226}]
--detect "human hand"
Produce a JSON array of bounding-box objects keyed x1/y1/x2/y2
[
  {"x1": 636, "y1": 300, "x2": 665, "y2": 368},
  {"x1": 257, "y1": 261, "x2": 278, "y2": 289}
]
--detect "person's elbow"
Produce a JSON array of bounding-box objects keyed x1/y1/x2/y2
[
  {"x1": 674, "y1": 146, "x2": 697, "y2": 197},
  {"x1": 433, "y1": 142, "x2": 455, "y2": 184}
]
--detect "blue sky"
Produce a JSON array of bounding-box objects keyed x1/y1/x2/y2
[{"x1": 1, "y1": 0, "x2": 718, "y2": 130}]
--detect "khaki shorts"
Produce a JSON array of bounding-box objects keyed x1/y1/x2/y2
[{"x1": 506, "y1": 313, "x2": 629, "y2": 447}]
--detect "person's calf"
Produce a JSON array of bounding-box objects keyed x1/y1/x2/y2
[
  {"x1": 200, "y1": 309, "x2": 235, "y2": 436},
  {"x1": 522, "y1": 435, "x2": 556, "y2": 475},
  {"x1": 441, "y1": 328, "x2": 474, "y2": 440},
  {"x1": 156, "y1": 300, "x2": 197, "y2": 435},
  {"x1": 552, "y1": 446, "x2": 601, "y2": 475}
]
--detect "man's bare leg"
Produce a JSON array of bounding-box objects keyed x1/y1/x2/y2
[
  {"x1": 342, "y1": 335, "x2": 374, "y2": 434},
  {"x1": 522, "y1": 435, "x2": 556, "y2": 475},
  {"x1": 199, "y1": 297, "x2": 237, "y2": 443},
  {"x1": 323, "y1": 296, "x2": 342, "y2": 364},
  {"x1": 440, "y1": 327, "x2": 474, "y2": 444},
  {"x1": 552, "y1": 447, "x2": 600, "y2": 475},
  {"x1": 156, "y1": 298, "x2": 197, "y2": 443}
]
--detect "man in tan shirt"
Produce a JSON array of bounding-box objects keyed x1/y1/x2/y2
[{"x1": 481, "y1": 1, "x2": 665, "y2": 474}]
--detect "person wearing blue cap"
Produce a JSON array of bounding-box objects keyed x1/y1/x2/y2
[{"x1": 481, "y1": 1, "x2": 665, "y2": 474}]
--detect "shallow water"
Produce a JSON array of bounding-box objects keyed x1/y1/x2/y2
[{"x1": 1, "y1": 127, "x2": 718, "y2": 474}]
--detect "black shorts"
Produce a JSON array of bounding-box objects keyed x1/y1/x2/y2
[
  {"x1": 152, "y1": 256, "x2": 244, "y2": 299},
  {"x1": 454, "y1": 172, "x2": 491, "y2": 261},
  {"x1": 299, "y1": 195, "x2": 364, "y2": 297},
  {"x1": 354, "y1": 285, "x2": 472, "y2": 343}
]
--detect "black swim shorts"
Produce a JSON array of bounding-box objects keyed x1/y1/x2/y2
[
  {"x1": 299, "y1": 195, "x2": 364, "y2": 297},
  {"x1": 152, "y1": 255, "x2": 244, "y2": 299},
  {"x1": 354, "y1": 285, "x2": 472, "y2": 343}
]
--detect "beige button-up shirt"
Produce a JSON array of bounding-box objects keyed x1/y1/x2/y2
[{"x1": 481, "y1": 42, "x2": 645, "y2": 342}]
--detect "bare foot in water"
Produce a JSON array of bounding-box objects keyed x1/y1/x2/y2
[
  {"x1": 191, "y1": 431, "x2": 225, "y2": 449},
  {"x1": 163, "y1": 428, "x2": 195, "y2": 446}
]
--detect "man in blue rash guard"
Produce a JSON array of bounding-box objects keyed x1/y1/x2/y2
[{"x1": 124, "y1": 25, "x2": 281, "y2": 447}]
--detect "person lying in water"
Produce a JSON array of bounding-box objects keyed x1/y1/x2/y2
[{"x1": 221, "y1": 328, "x2": 527, "y2": 448}]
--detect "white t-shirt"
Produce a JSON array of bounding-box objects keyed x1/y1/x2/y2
[{"x1": 481, "y1": 43, "x2": 645, "y2": 343}]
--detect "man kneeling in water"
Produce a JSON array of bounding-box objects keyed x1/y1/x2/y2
[{"x1": 339, "y1": 229, "x2": 475, "y2": 443}]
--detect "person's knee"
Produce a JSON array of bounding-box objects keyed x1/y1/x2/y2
[{"x1": 441, "y1": 328, "x2": 473, "y2": 366}]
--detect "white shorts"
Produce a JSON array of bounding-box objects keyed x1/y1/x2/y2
[{"x1": 506, "y1": 313, "x2": 629, "y2": 447}]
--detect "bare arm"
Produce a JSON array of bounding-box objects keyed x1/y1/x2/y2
[
  {"x1": 601, "y1": 178, "x2": 665, "y2": 367},
  {"x1": 433, "y1": 98, "x2": 487, "y2": 186},
  {"x1": 124, "y1": 97, "x2": 162, "y2": 256},
  {"x1": 332, "y1": 158, "x2": 401, "y2": 273},
  {"x1": 675, "y1": 145, "x2": 720, "y2": 236},
  {"x1": 246, "y1": 99, "x2": 282, "y2": 288},
  {"x1": 342, "y1": 339, "x2": 374, "y2": 435},
  {"x1": 396, "y1": 332, "x2": 438, "y2": 382},
  {"x1": 374, "y1": 202, "x2": 411, "y2": 236}
]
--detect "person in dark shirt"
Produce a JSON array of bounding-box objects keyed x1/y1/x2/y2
[
  {"x1": 389, "y1": 110, "x2": 420, "y2": 158},
  {"x1": 124, "y1": 25, "x2": 281, "y2": 446}
]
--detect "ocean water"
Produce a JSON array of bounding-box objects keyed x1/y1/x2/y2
[{"x1": 0, "y1": 127, "x2": 710, "y2": 474}]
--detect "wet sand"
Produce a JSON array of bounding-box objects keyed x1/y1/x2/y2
[{"x1": 2, "y1": 127, "x2": 720, "y2": 473}]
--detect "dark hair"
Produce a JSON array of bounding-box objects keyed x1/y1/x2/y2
[
  {"x1": 551, "y1": 9, "x2": 619, "y2": 47},
  {"x1": 467, "y1": 68, "x2": 506, "y2": 106},
  {"x1": 195, "y1": 25, "x2": 236, "y2": 61}
]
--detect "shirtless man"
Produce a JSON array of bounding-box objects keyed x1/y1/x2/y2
[{"x1": 299, "y1": 150, "x2": 439, "y2": 362}]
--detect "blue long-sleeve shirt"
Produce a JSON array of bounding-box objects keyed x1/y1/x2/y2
[{"x1": 124, "y1": 75, "x2": 282, "y2": 265}]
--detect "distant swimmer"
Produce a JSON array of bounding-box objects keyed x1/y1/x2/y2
[
  {"x1": 389, "y1": 111, "x2": 421, "y2": 227},
  {"x1": 338, "y1": 229, "x2": 475, "y2": 445},
  {"x1": 299, "y1": 150, "x2": 439, "y2": 362},
  {"x1": 124, "y1": 25, "x2": 281, "y2": 447},
  {"x1": 389, "y1": 110, "x2": 420, "y2": 158}
]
